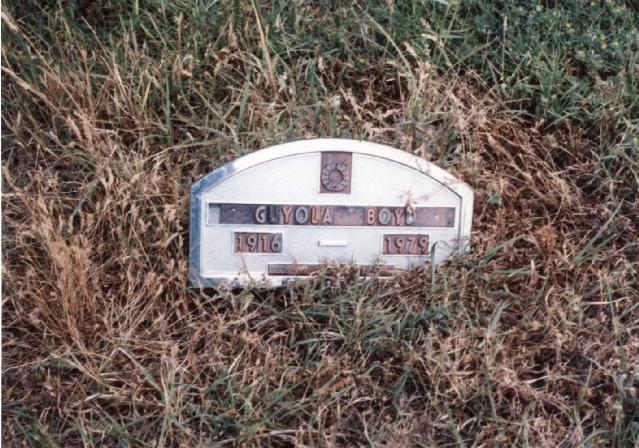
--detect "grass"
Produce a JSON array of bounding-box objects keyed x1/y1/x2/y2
[{"x1": 2, "y1": 0, "x2": 638, "y2": 446}]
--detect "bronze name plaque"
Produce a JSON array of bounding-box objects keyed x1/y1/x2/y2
[{"x1": 216, "y1": 204, "x2": 455, "y2": 227}]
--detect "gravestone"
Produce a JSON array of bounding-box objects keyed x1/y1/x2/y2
[{"x1": 190, "y1": 139, "x2": 473, "y2": 287}]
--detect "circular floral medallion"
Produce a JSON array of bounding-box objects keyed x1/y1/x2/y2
[{"x1": 321, "y1": 161, "x2": 349, "y2": 191}]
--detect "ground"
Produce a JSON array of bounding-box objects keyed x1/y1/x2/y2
[{"x1": 2, "y1": 1, "x2": 638, "y2": 446}]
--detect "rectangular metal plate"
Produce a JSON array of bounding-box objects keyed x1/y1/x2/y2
[
  {"x1": 320, "y1": 152, "x2": 352, "y2": 193},
  {"x1": 216, "y1": 204, "x2": 455, "y2": 227},
  {"x1": 268, "y1": 263, "x2": 398, "y2": 276},
  {"x1": 383, "y1": 234, "x2": 430, "y2": 255},
  {"x1": 234, "y1": 232, "x2": 282, "y2": 253}
]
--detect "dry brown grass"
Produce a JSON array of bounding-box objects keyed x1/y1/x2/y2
[{"x1": 2, "y1": 2, "x2": 638, "y2": 447}]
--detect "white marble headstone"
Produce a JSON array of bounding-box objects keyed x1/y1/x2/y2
[{"x1": 190, "y1": 139, "x2": 473, "y2": 287}]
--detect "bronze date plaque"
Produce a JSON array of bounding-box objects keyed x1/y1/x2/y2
[
  {"x1": 234, "y1": 232, "x2": 282, "y2": 253},
  {"x1": 383, "y1": 234, "x2": 430, "y2": 255}
]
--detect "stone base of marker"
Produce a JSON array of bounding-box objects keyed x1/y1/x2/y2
[{"x1": 190, "y1": 138, "x2": 473, "y2": 287}]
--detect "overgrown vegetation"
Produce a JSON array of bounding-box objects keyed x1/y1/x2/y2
[{"x1": 2, "y1": 1, "x2": 638, "y2": 446}]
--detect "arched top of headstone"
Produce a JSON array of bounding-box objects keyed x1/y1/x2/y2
[{"x1": 192, "y1": 138, "x2": 472, "y2": 200}]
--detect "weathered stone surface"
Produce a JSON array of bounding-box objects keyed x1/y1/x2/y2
[{"x1": 190, "y1": 138, "x2": 473, "y2": 287}]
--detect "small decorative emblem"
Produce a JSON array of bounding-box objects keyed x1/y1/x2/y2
[
  {"x1": 321, "y1": 161, "x2": 349, "y2": 192},
  {"x1": 319, "y1": 152, "x2": 352, "y2": 194}
]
